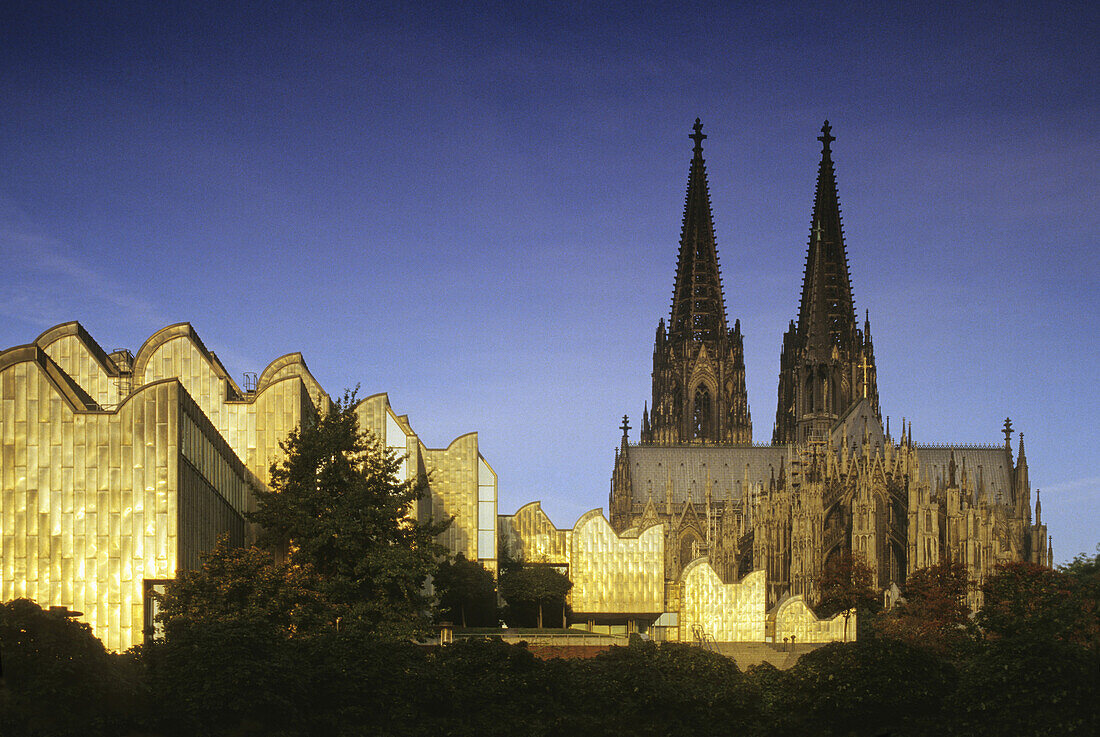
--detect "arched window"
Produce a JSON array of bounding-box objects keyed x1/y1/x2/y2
[
  {"x1": 693, "y1": 384, "x2": 711, "y2": 439},
  {"x1": 680, "y1": 531, "x2": 699, "y2": 567}
]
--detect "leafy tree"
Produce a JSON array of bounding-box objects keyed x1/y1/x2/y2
[
  {"x1": 1061, "y1": 544, "x2": 1100, "y2": 578},
  {"x1": 769, "y1": 639, "x2": 958, "y2": 737},
  {"x1": 250, "y1": 390, "x2": 449, "y2": 639},
  {"x1": 143, "y1": 618, "x2": 298, "y2": 735},
  {"x1": 815, "y1": 550, "x2": 876, "y2": 641},
  {"x1": 424, "y1": 639, "x2": 549, "y2": 736},
  {"x1": 0, "y1": 599, "x2": 141, "y2": 737},
  {"x1": 155, "y1": 534, "x2": 333, "y2": 638},
  {"x1": 553, "y1": 638, "x2": 759, "y2": 736},
  {"x1": 497, "y1": 536, "x2": 523, "y2": 576},
  {"x1": 876, "y1": 559, "x2": 974, "y2": 655},
  {"x1": 498, "y1": 564, "x2": 572, "y2": 628},
  {"x1": 978, "y1": 560, "x2": 1098, "y2": 650},
  {"x1": 954, "y1": 636, "x2": 1098, "y2": 737},
  {"x1": 434, "y1": 553, "x2": 499, "y2": 627}
]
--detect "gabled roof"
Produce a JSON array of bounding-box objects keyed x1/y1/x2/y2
[
  {"x1": 831, "y1": 397, "x2": 886, "y2": 451},
  {"x1": 624, "y1": 444, "x2": 787, "y2": 506}
]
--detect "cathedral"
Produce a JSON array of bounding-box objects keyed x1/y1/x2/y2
[{"x1": 610, "y1": 119, "x2": 1050, "y2": 607}]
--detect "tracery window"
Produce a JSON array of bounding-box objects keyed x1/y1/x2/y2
[{"x1": 693, "y1": 384, "x2": 711, "y2": 439}]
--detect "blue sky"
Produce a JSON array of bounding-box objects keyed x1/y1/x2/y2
[{"x1": 1, "y1": 1, "x2": 1096, "y2": 562}]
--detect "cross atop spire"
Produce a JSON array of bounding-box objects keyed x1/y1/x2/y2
[
  {"x1": 818, "y1": 120, "x2": 835, "y2": 154},
  {"x1": 690, "y1": 118, "x2": 706, "y2": 155},
  {"x1": 621, "y1": 414, "x2": 631, "y2": 438}
]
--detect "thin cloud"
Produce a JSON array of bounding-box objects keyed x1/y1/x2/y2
[
  {"x1": 0, "y1": 226, "x2": 165, "y2": 329},
  {"x1": 1042, "y1": 476, "x2": 1100, "y2": 500}
]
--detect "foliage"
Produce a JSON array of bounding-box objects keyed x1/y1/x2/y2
[
  {"x1": 434, "y1": 553, "x2": 499, "y2": 627},
  {"x1": 250, "y1": 390, "x2": 449, "y2": 639},
  {"x1": 0, "y1": 599, "x2": 141, "y2": 737},
  {"x1": 422, "y1": 638, "x2": 549, "y2": 736},
  {"x1": 953, "y1": 636, "x2": 1099, "y2": 737},
  {"x1": 497, "y1": 536, "x2": 523, "y2": 576},
  {"x1": 155, "y1": 534, "x2": 333, "y2": 638},
  {"x1": 498, "y1": 564, "x2": 572, "y2": 628},
  {"x1": 978, "y1": 560, "x2": 1099, "y2": 650},
  {"x1": 145, "y1": 626, "x2": 436, "y2": 736},
  {"x1": 876, "y1": 559, "x2": 975, "y2": 655},
  {"x1": 767, "y1": 638, "x2": 958, "y2": 737},
  {"x1": 815, "y1": 550, "x2": 876, "y2": 640},
  {"x1": 143, "y1": 618, "x2": 296, "y2": 735},
  {"x1": 1060, "y1": 544, "x2": 1100, "y2": 578},
  {"x1": 552, "y1": 638, "x2": 759, "y2": 736}
]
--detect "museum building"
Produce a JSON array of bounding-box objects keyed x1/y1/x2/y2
[{"x1": 0, "y1": 321, "x2": 497, "y2": 650}]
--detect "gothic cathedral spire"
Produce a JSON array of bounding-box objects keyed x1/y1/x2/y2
[
  {"x1": 669, "y1": 118, "x2": 728, "y2": 342},
  {"x1": 773, "y1": 122, "x2": 880, "y2": 443},
  {"x1": 642, "y1": 119, "x2": 751, "y2": 445}
]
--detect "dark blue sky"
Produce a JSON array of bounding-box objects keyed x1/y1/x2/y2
[{"x1": 2, "y1": 1, "x2": 1097, "y2": 561}]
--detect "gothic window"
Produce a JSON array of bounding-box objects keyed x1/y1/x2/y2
[
  {"x1": 693, "y1": 384, "x2": 711, "y2": 439},
  {"x1": 680, "y1": 532, "x2": 699, "y2": 568}
]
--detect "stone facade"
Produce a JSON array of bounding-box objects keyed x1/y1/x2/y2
[{"x1": 610, "y1": 121, "x2": 1050, "y2": 611}]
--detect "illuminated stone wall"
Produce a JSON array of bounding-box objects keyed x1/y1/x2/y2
[
  {"x1": 680, "y1": 562, "x2": 766, "y2": 642},
  {"x1": 569, "y1": 510, "x2": 664, "y2": 616},
  {"x1": 37, "y1": 323, "x2": 121, "y2": 408},
  {"x1": 355, "y1": 394, "x2": 423, "y2": 521},
  {"x1": 423, "y1": 434, "x2": 486, "y2": 566},
  {"x1": 772, "y1": 595, "x2": 852, "y2": 643}
]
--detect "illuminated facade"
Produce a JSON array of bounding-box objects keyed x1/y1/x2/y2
[
  {"x1": 498, "y1": 505, "x2": 847, "y2": 642},
  {"x1": 0, "y1": 322, "x2": 496, "y2": 649}
]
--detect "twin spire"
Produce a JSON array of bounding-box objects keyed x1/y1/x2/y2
[
  {"x1": 670, "y1": 117, "x2": 856, "y2": 352},
  {"x1": 646, "y1": 119, "x2": 751, "y2": 445},
  {"x1": 668, "y1": 118, "x2": 729, "y2": 343},
  {"x1": 653, "y1": 118, "x2": 874, "y2": 446},
  {"x1": 797, "y1": 120, "x2": 858, "y2": 352}
]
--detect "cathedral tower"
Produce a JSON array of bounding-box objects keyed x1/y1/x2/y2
[
  {"x1": 773, "y1": 122, "x2": 880, "y2": 444},
  {"x1": 642, "y1": 119, "x2": 751, "y2": 445}
]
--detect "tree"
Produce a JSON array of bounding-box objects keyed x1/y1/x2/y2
[
  {"x1": 978, "y1": 560, "x2": 1098, "y2": 650},
  {"x1": 250, "y1": 390, "x2": 449, "y2": 639},
  {"x1": 876, "y1": 559, "x2": 974, "y2": 655},
  {"x1": 434, "y1": 554, "x2": 499, "y2": 627},
  {"x1": 0, "y1": 599, "x2": 141, "y2": 737},
  {"x1": 498, "y1": 564, "x2": 572, "y2": 629},
  {"x1": 815, "y1": 551, "x2": 876, "y2": 641},
  {"x1": 154, "y1": 535, "x2": 332, "y2": 638},
  {"x1": 954, "y1": 636, "x2": 1098, "y2": 737},
  {"x1": 769, "y1": 639, "x2": 958, "y2": 737},
  {"x1": 555, "y1": 639, "x2": 759, "y2": 736},
  {"x1": 1061, "y1": 544, "x2": 1100, "y2": 578}
]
